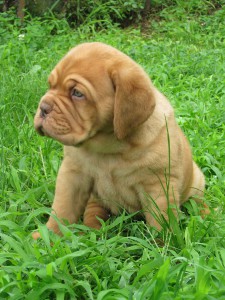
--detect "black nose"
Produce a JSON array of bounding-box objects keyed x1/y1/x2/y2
[{"x1": 40, "y1": 102, "x2": 52, "y2": 118}]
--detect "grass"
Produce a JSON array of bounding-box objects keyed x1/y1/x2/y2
[{"x1": 1, "y1": 2, "x2": 225, "y2": 299}]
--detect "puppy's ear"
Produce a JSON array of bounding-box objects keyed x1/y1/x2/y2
[{"x1": 111, "y1": 64, "x2": 156, "y2": 140}]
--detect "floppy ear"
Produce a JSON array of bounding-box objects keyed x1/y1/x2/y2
[{"x1": 111, "y1": 64, "x2": 156, "y2": 140}]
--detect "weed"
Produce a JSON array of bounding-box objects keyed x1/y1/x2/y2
[{"x1": 0, "y1": 3, "x2": 225, "y2": 299}]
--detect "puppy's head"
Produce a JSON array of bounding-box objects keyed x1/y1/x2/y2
[{"x1": 34, "y1": 42, "x2": 156, "y2": 146}]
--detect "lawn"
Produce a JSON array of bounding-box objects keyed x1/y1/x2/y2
[{"x1": 0, "y1": 3, "x2": 225, "y2": 299}]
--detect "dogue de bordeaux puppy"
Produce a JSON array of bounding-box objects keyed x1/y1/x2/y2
[{"x1": 33, "y1": 42, "x2": 209, "y2": 239}]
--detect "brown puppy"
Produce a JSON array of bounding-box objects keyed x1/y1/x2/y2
[{"x1": 33, "y1": 42, "x2": 207, "y2": 238}]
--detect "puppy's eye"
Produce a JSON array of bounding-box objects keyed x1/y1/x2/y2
[{"x1": 71, "y1": 88, "x2": 85, "y2": 100}]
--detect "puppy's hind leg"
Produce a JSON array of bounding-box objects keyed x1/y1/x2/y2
[
  {"x1": 185, "y1": 162, "x2": 210, "y2": 216},
  {"x1": 83, "y1": 196, "x2": 110, "y2": 229}
]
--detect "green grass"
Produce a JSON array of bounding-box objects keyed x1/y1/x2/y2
[{"x1": 1, "y1": 3, "x2": 225, "y2": 299}]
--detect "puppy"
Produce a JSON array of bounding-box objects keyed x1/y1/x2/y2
[{"x1": 33, "y1": 42, "x2": 208, "y2": 238}]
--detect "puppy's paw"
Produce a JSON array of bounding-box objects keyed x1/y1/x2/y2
[{"x1": 32, "y1": 231, "x2": 41, "y2": 240}]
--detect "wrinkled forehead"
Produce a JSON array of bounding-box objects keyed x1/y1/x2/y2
[{"x1": 48, "y1": 49, "x2": 110, "y2": 89}]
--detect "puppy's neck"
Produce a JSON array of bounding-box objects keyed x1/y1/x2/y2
[{"x1": 81, "y1": 131, "x2": 129, "y2": 154}]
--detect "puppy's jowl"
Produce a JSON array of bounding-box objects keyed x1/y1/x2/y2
[{"x1": 33, "y1": 42, "x2": 208, "y2": 239}]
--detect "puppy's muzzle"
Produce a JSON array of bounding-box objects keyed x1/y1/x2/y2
[{"x1": 35, "y1": 102, "x2": 53, "y2": 136}]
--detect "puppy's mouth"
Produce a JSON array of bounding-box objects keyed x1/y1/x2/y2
[
  {"x1": 34, "y1": 115, "x2": 51, "y2": 138},
  {"x1": 36, "y1": 125, "x2": 54, "y2": 141},
  {"x1": 36, "y1": 124, "x2": 45, "y2": 136},
  {"x1": 34, "y1": 114, "x2": 92, "y2": 147}
]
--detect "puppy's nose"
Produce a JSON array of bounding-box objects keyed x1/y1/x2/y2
[{"x1": 40, "y1": 102, "x2": 52, "y2": 118}]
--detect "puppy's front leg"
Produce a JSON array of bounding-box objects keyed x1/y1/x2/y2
[{"x1": 33, "y1": 158, "x2": 92, "y2": 239}]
